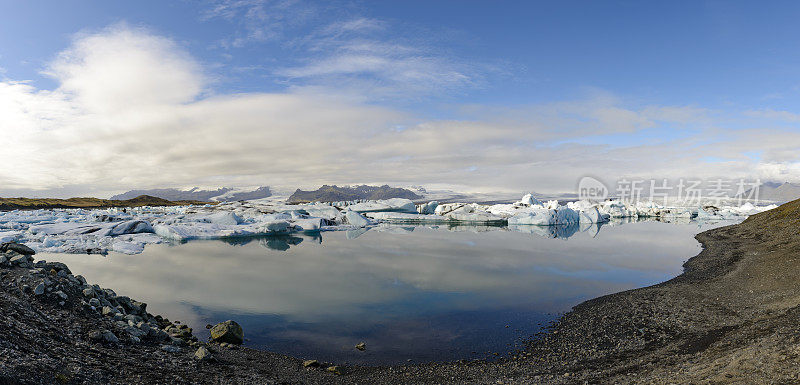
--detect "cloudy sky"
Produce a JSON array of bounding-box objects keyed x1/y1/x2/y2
[{"x1": 1, "y1": 0, "x2": 800, "y2": 198}]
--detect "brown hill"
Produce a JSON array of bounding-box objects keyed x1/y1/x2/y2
[{"x1": 0, "y1": 195, "x2": 211, "y2": 210}]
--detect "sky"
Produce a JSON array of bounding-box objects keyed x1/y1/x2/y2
[{"x1": 1, "y1": 0, "x2": 800, "y2": 198}]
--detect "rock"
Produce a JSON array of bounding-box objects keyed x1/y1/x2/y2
[
  {"x1": 326, "y1": 366, "x2": 344, "y2": 375},
  {"x1": 131, "y1": 300, "x2": 146, "y2": 314},
  {"x1": 91, "y1": 330, "x2": 119, "y2": 343},
  {"x1": 34, "y1": 283, "x2": 45, "y2": 296},
  {"x1": 194, "y1": 346, "x2": 214, "y2": 361},
  {"x1": 161, "y1": 345, "x2": 181, "y2": 353},
  {"x1": 136, "y1": 322, "x2": 152, "y2": 335},
  {"x1": 209, "y1": 320, "x2": 244, "y2": 345},
  {"x1": 152, "y1": 329, "x2": 170, "y2": 341},
  {"x1": 124, "y1": 326, "x2": 147, "y2": 338},
  {"x1": 88, "y1": 298, "x2": 100, "y2": 307},
  {"x1": 88, "y1": 330, "x2": 103, "y2": 342},
  {"x1": 45, "y1": 262, "x2": 71, "y2": 274},
  {"x1": 9, "y1": 254, "x2": 32, "y2": 266},
  {"x1": 303, "y1": 360, "x2": 320, "y2": 368},
  {"x1": 102, "y1": 306, "x2": 116, "y2": 316},
  {"x1": 1, "y1": 242, "x2": 36, "y2": 255},
  {"x1": 82, "y1": 288, "x2": 96, "y2": 298},
  {"x1": 53, "y1": 291, "x2": 68, "y2": 300},
  {"x1": 355, "y1": 342, "x2": 366, "y2": 351},
  {"x1": 0, "y1": 256, "x2": 8, "y2": 266},
  {"x1": 101, "y1": 330, "x2": 119, "y2": 343}
]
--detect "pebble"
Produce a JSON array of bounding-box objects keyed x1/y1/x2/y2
[
  {"x1": 161, "y1": 345, "x2": 182, "y2": 353},
  {"x1": 326, "y1": 366, "x2": 344, "y2": 375}
]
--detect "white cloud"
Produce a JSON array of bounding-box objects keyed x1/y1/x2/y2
[
  {"x1": 744, "y1": 108, "x2": 800, "y2": 122},
  {"x1": 1, "y1": 25, "x2": 799, "y2": 198},
  {"x1": 45, "y1": 24, "x2": 205, "y2": 113},
  {"x1": 276, "y1": 19, "x2": 481, "y2": 98},
  {"x1": 202, "y1": 0, "x2": 317, "y2": 48}
]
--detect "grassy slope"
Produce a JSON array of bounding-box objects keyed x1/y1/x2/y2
[{"x1": 0, "y1": 195, "x2": 211, "y2": 210}]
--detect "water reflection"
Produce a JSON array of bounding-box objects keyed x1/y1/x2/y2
[
  {"x1": 44, "y1": 218, "x2": 737, "y2": 365},
  {"x1": 222, "y1": 217, "x2": 729, "y2": 251}
]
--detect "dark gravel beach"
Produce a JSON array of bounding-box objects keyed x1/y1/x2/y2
[{"x1": 2, "y1": 200, "x2": 800, "y2": 384}]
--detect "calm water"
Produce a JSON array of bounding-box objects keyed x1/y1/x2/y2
[{"x1": 44, "y1": 219, "x2": 736, "y2": 365}]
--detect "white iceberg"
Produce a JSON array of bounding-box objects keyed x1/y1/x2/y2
[
  {"x1": 347, "y1": 198, "x2": 417, "y2": 213},
  {"x1": 345, "y1": 210, "x2": 370, "y2": 228}
]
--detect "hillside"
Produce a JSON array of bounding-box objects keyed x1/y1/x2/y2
[
  {"x1": 0, "y1": 195, "x2": 208, "y2": 210},
  {"x1": 110, "y1": 186, "x2": 271, "y2": 202},
  {"x1": 287, "y1": 185, "x2": 422, "y2": 204}
]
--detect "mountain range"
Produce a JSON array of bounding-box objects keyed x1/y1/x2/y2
[
  {"x1": 741, "y1": 182, "x2": 800, "y2": 203},
  {"x1": 110, "y1": 186, "x2": 271, "y2": 202},
  {"x1": 287, "y1": 185, "x2": 422, "y2": 204}
]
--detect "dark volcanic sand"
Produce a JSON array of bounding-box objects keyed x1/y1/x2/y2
[{"x1": 3, "y1": 200, "x2": 800, "y2": 384}]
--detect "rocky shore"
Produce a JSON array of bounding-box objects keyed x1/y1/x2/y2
[{"x1": 2, "y1": 200, "x2": 800, "y2": 384}]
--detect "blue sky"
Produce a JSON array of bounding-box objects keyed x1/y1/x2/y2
[{"x1": 1, "y1": 1, "x2": 799, "y2": 196}]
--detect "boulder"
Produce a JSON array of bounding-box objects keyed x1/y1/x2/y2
[
  {"x1": 89, "y1": 330, "x2": 119, "y2": 344},
  {"x1": 194, "y1": 346, "x2": 214, "y2": 361},
  {"x1": 9, "y1": 254, "x2": 32, "y2": 266},
  {"x1": 0, "y1": 242, "x2": 35, "y2": 255},
  {"x1": 303, "y1": 360, "x2": 320, "y2": 368},
  {"x1": 82, "y1": 288, "x2": 96, "y2": 298},
  {"x1": 209, "y1": 320, "x2": 244, "y2": 345},
  {"x1": 326, "y1": 366, "x2": 344, "y2": 375}
]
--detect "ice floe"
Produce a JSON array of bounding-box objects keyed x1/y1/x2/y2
[{"x1": 0, "y1": 194, "x2": 777, "y2": 255}]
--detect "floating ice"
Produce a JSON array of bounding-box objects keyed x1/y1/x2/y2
[
  {"x1": 0, "y1": 193, "x2": 776, "y2": 255},
  {"x1": 346, "y1": 198, "x2": 417, "y2": 213},
  {"x1": 345, "y1": 210, "x2": 370, "y2": 228}
]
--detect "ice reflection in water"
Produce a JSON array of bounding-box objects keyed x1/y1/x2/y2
[{"x1": 45, "y1": 218, "x2": 737, "y2": 365}]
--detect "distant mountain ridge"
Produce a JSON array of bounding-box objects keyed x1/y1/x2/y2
[
  {"x1": 287, "y1": 185, "x2": 423, "y2": 204},
  {"x1": 111, "y1": 186, "x2": 271, "y2": 202},
  {"x1": 744, "y1": 182, "x2": 800, "y2": 203}
]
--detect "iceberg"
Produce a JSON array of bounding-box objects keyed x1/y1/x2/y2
[
  {"x1": 347, "y1": 198, "x2": 417, "y2": 213},
  {"x1": 0, "y1": 192, "x2": 778, "y2": 255},
  {"x1": 518, "y1": 193, "x2": 543, "y2": 206},
  {"x1": 345, "y1": 210, "x2": 370, "y2": 228}
]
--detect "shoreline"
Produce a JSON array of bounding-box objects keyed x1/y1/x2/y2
[{"x1": 1, "y1": 200, "x2": 798, "y2": 383}]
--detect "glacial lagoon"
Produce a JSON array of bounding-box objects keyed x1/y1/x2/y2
[{"x1": 43, "y1": 219, "x2": 737, "y2": 365}]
